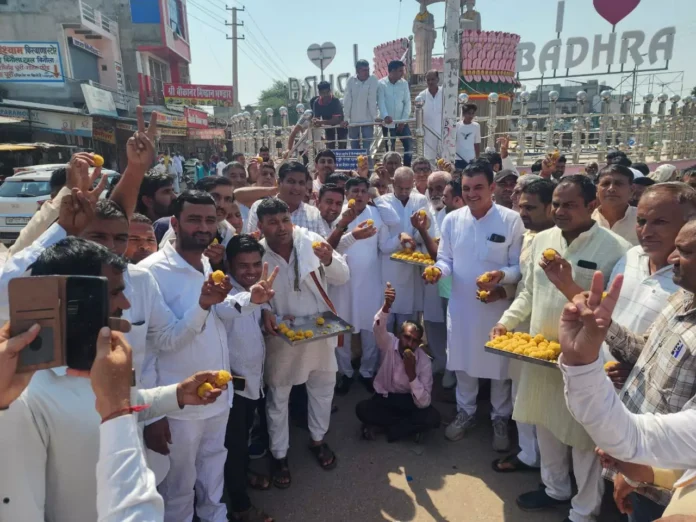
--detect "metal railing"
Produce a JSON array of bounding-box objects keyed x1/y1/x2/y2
[
  {"x1": 228, "y1": 91, "x2": 696, "y2": 172},
  {"x1": 80, "y1": 0, "x2": 119, "y2": 37}
]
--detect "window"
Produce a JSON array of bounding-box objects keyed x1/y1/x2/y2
[
  {"x1": 0, "y1": 180, "x2": 51, "y2": 198},
  {"x1": 169, "y1": 0, "x2": 185, "y2": 39},
  {"x1": 148, "y1": 58, "x2": 169, "y2": 104}
]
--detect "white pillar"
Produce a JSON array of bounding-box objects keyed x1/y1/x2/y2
[{"x1": 441, "y1": 0, "x2": 461, "y2": 163}]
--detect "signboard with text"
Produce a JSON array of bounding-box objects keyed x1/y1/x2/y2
[
  {"x1": 0, "y1": 42, "x2": 64, "y2": 83},
  {"x1": 93, "y1": 127, "x2": 116, "y2": 144},
  {"x1": 185, "y1": 108, "x2": 209, "y2": 129},
  {"x1": 155, "y1": 112, "x2": 187, "y2": 128},
  {"x1": 188, "y1": 128, "x2": 225, "y2": 140},
  {"x1": 81, "y1": 84, "x2": 118, "y2": 117},
  {"x1": 332, "y1": 149, "x2": 367, "y2": 171},
  {"x1": 163, "y1": 83, "x2": 234, "y2": 107}
]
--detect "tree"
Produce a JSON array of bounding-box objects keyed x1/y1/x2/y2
[
  {"x1": 256, "y1": 80, "x2": 300, "y2": 126},
  {"x1": 691, "y1": 86, "x2": 696, "y2": 98}
]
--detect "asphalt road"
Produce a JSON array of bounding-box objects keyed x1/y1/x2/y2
[{"x1": 248, "y1": 382, "x2": 564, "y2": 522}]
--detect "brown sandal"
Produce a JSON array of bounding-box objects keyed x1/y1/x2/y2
[
  {"x1": 309, "y1": 442, "x2": 337, "y2": 470},
  {"x1": 247, "y1": 470, "x2": 271, "y2": 491},
  {"x1": 272, "y1": 457, "x2": 291, "y2": 489}
]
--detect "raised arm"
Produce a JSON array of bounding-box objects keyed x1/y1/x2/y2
[
  {"x1": 373, "y1": 283, "x2": 396, "y2": 352},
  {"x1": 109, "y1": 107, "x2": 157, "y2": 219},
  {"x1": 234, "y1": 186, "x2": 277, "y2": 210}
]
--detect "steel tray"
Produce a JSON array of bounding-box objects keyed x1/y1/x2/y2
[
  {"x1": 278, "y1": 311, "x2": 353, "y2": 346},
  {"x1": 389, "y1": 255, "x2": 434, "y2": 269},
  {"x1": 484, "y1": 346, "x2": 559, "y2": 369}
]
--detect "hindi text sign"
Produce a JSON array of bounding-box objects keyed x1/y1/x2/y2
[
  {"x1": 163, "y1": 83, "x2": 234, "y2": 107},
  {"x1": 0, "y1": 42, "x2": 64, "y2": 83}
]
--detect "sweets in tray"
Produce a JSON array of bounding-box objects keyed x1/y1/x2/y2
[{"x1": 485, "y1": 332, "x2": 561, "y2": 369}]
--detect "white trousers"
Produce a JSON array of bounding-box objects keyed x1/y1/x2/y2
[
  {"x1": 537, "y1": 425, "x2": 604, "y2": 522},
  {"x1": 160, "y1": 412, "x2": 229, "y2": 522},
  {"x1": 386, "y1": 312, "x2": 416, "y2": 334},
  {"x1": 335, "y1": 330, "x2": 378, "y2": 378},
  {"x1": 512, "y1": 377, "x2": 539, "y2": 467},
  {"x1": 455, "y1": 370, "x2": 512, "y2": 419},
  {"x1": 424, "y1": 320, "x2": 447, "y2": 374},
  {"x1": 266, "y1": 370, "x2": 336, "y2": 459}
]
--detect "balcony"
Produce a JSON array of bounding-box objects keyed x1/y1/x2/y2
[{"x1": 79, "y1": 0, "x2": 119, "y2": 40}]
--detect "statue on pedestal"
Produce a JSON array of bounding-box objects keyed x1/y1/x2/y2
[
  {"x1": 413, "y1": 0, "x2": 437, "y2": 75},
  {"x1": 460, "y1": 0, "x2": 481, "y2": 31}
]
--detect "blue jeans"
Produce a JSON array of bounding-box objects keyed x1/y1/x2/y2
[
  {"x1": 382, "y1": 124, "x2": 412, "y2": 167},
  {"x1": 348, "y1": 124, "x2": 374, "y2": 152},
  {"x1": 627, "y1": 493, "x2": 666, "y2": 522}
]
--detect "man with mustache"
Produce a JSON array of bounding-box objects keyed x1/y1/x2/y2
[
  {"x1": 125, "y1": 213, "x2": 158, "y2": 264},
  {"x1": 138, "y1": 190, "x2": 234, "y2": 522},
  {"x1": 593, "y1": 164, "x2": 639, "y2": 246}
]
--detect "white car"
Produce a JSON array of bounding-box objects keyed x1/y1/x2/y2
[{"x1": 0, "y1": 166, "x2": 119, "y2": 245}]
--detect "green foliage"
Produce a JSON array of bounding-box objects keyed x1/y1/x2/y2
[{"x1": 256, "y1": 80, "x2": 299, "y2": 125}]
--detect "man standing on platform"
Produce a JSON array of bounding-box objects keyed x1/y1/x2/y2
[
  {"x1": 378, "y1": 60, "x2": 412, "y2": 167},
  {"x1": 342, "y1": 59, "x2": 379, "y2": 152},
  {"x1": 417, "y1": 70, "x2": 443, "y2": 162}
]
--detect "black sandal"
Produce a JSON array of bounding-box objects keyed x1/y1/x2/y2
[
  {"x1": 492, "y1": 454, "x2": 539, "y2": 473},
  {"x1": 309, "y1": 442, "x2": 337, "y2": 470},
  {"x1": 361, "y1": 425, "x2": 377, "y2": 441},
  {"x1": 247, "y1": 470, "x2": 272, "y2": 491},
  {"x1": 271, "y1": 457, "x2": 291, "y2": 489}
]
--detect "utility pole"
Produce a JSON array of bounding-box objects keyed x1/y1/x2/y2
[
  {"x1": 226, "y1": 5, "x2": 245, "y2": 111},
  {"x1": 441, "y1": 0, "x2": 461, "y2": 162}
]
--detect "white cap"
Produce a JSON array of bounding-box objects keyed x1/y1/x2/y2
[{"x1": 629, "y1": 168, "x2": 645, "y2": 179}]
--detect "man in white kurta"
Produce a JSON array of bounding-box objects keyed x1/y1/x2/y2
[
  {"x1": 431, "y1": 161, "x2": 524, "y2": 450},
  {"x1": 417, "y1": 70, "x2": 443, "y2": 162},
  {"x1": 330, "y1": 177, "x2": 401, "y2": 391},
  {"x1": 380, "y1": 167, "x2": 430, "y2": 332},
  {"x1": 255, "y1": 198, "x2": 349, "y2": 480},
  {"x1": 138, "y1": 195, "x2": 232, "y2": 522}
]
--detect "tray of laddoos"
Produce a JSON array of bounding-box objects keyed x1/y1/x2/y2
[
  {"x1": 391, "y1": 249, "x2": 436, "y2": 267},
  {"x1": 485, "y1": 332, "x2": 561, "y2": 369},
  {"x1": 277, "y1": 311, "x2": 353, "y2": 346}
]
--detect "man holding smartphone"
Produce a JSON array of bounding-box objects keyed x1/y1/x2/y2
[{"x1": 0, "y1": 237, "x2": 229, "y2": 522}]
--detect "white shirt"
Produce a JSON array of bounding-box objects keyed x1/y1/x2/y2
[
  {"x1": 0, "y1": 223, "x2": 211, "y2": 385},
  {"x1": 380, "y1": 192, "x2": 430, "y2": 314},
  {"x1": 562, "y1": 356, "x2": 696, "y2": 474},
  {"x1": 216, "y1": 161, "x2": 226, "y2": 176},
  {"x1": 592, "y1": 205, "x2": 640, "y2": 246},
  {"x1": 138, "y1": 242, "x2": 231, "y2": 419},
  {"x1": 260, "y1": 226, "x2": 350, "y2": 387},
  {"x1": 455, "y1": 121, "x2": 481, "y2": 162},
  {"x1": 245, "y1": 200, "x2": 330, "y2": 238},
  {"x1": 601, "y1": 246, "x2": 679, "y2": 363},
  {"x1": 97, "y1": 415, "x2": 164, "y2": 522},
  {"x1": 172, "y1": 155, "x2": 183, "y2": 175},
  {"x1": 216, "y1": 280, "x2": 269, "y2": 400},
  {"x1": 343, "y1": 74, "x2": 379, "y2": 124},
  {"x1": 0, "y1": 369, "x2": 179, "y2": 522},
  {"x1": 418, "y1": 87, "x2": 443, "y2": 160},
  {"x1": 158, "y1": 216, "x2": 235, "y2": 250}
]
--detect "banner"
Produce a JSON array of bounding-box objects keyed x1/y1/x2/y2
[
  {"x1": 188, "y1": 128, "x2": 225, "y2": 140},
  {"x1": 0, "y1": 42, "x2": 64, "y2": 83},
  {"x1": 185, "y1": 108, "x2": 209, "y2": 129},
  {"x1": 159, "y1": 127, "x2": 188, "y2": 137},
  {"x1": 163, "y1": 83, "x2": 234, "y2": 107},
  {"x1": 332, "y1": 149, "x2": 367, "y2": 170},
  {"x1": 155, "y1": 112, "x2": 187, "y2": 128},
  {"x1": 93, "y1": 127, "x2": 116, "y2": 144}
]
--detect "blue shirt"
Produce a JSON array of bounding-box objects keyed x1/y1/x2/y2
[{"x1": 377, "y1": 77, "x2": 411, "y2": 128}]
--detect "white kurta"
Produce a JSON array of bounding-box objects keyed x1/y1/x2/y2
[
  {"x1": 418, "y1": 87, "x2": 443, "y2": 161},
  {"x1": 436, "y1": 204, "x2": 524, "y2": 380},
  {"x1": 331, "y1": 205, "x2": 399, "y2": 332},
  {"x1": 380, "y1": 192, "x2": 430, "y2": 315},
  {"x1": 261, "y1": 227, "x2": 350, "y2": 387},
  {"x1": 421, "y1": 205, "x2": 444, "y2": 323}
]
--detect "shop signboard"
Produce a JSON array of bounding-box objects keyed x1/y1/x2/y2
[
  {"x1": 93, "y1": 127, "x2": 116, "y2": 144},
  {"x1": 185, "y1": 108, "x2": 209, "y2": 129},
  {"x1": 81, "y1": 84, "x2": 118, "y2": 117},
  {"x1": 0, "y1": 42, "x2": 64, "y2": 83},
  {"x1": 32, "y1": 110, "x2": 92, "y2": 137},
  {"x1": 156, "y1": 112, "x2": 187, "y2": 128},
  {"x1": 188, "y1": 128, "x2": 225, "y2": 140},
  {"x1": 163, "y1": 83, "x2": 234, "y2": 107},
  {"x1": 159, "y1": 127, "x2": 188, "y2": 137}
]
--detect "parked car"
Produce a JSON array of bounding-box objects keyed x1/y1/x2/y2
[{"x1": 0, "y1": 166, "x2": 119, "y2": 245}]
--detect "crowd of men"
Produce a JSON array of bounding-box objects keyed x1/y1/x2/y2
[{"x1": 1, "y1": 92, "x2": 696, "y2": 522}]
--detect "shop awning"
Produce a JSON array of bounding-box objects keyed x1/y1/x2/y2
[
  {"x1": 0, "y1": 143, "x2": 76, "y2": 151},
  {"x1": 0, "y1": 144, "x2": 36, "y2": 151}
]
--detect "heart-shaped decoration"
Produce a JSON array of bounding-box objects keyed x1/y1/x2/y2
[
  {"x1": 307, "y1": 42, "x2": 337, "y2": 70},
  {"x1": 593, "y1": 0, "x2": 641, "y2": 26}
]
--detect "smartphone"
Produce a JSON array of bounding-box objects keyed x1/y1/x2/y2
[{"x1": 9, "y1": 275, "x2": 110, "y2": 372}]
